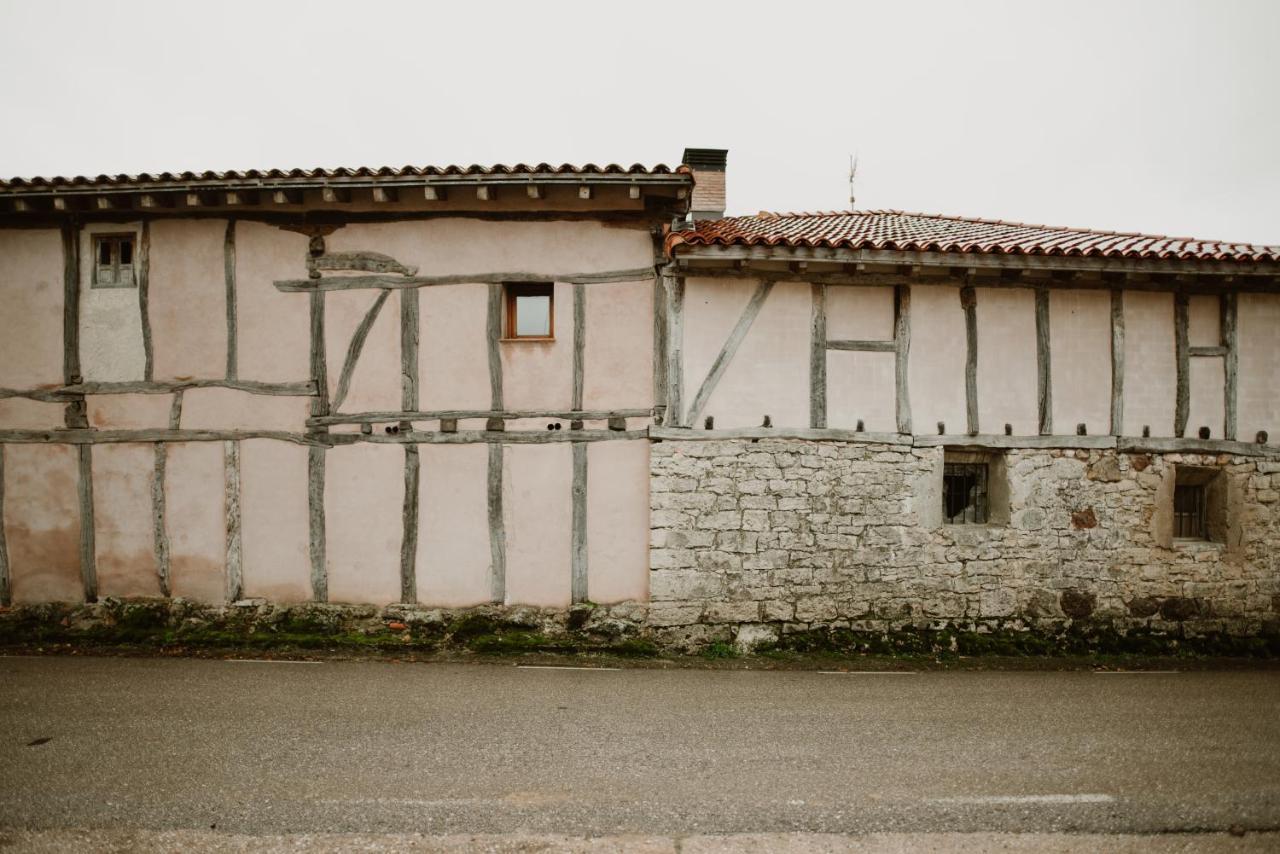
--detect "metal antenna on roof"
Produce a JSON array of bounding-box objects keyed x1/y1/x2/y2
[{"x1": 848, "y1": 153, "x2": 859, "y2": 211}]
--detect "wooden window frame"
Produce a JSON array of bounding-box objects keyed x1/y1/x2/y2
[
  {"x1": 91, "y1": 232, "x2": 137, "y2": 288},
  {"x1": 503, "y1": 282, "x2": 554, "y2": 341}
]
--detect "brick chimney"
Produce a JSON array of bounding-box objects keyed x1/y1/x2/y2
[{"x1": 682, "y1": 147, "x2": 728, "y2": 221}]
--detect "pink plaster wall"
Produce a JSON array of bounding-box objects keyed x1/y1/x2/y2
[
  {"x1": 975, "y1": 288, "x2": 1037, "y2": 435},
  {"x1": 1188, "y1": 295, "x2": 1220, "y2": 347},
  {"x1": 325, "y1": 445, "x2": 402, "y2": 605},
  {"x1": 325, "y1": 289, "x2": 402, "y2": 414},
  {"x1": 501, "y1": 282, "x2": 574, "y2": 411},
  {"x1": 582, "y1": 280, "x2": 654, "y2": 411},
  {"x1": 0, "y1": 229, "x2": 64, "y2": 388},
  {"x1": 907, "y1": 285, "x2": 966, "y2": 435},
  {"x1": 4, "y1": 444, "x2": 82, "y2": 603},
  {"x1": 149, "y1": 219, "x2": 226, "y2": 380},
  {"x1": 179, "y1": 388, "x2": 309, "y2": 431},
  {"x1": 92, "y1": 443, "x2": 159, "y2": 598},
  {"x1": 586, "y1": 440, "x2": 649, "y2": 603},
  {"x1": 235, "y1": 222, "x2": 311, "y2": 383},
  {"x1": 1188, "y1": 357, "x2": 1225, "y2": 439},
  {"x1": 827, "y1": 350, "x2": 895, "y2": 432},
  {"x1": 0, "y1": 399, "x2": 65, "y2": 429},
  {"x1": 826, "y1": 285, "x2": 893, "y2": 340},
  {"x1": 419, "y1": 285, "x2": 490, "y2": 411},
  {"x1": 417, "y1": 443, "x2": 491, "y2": 606},
  {"x1": 165, "y1": 442, "x2": 227, "y2": 604},
  {"x1": 683, "y1": 278, "x2": 810, "y2": 428},
  {"x1": 88, "y1": 394, "x2": 174, "y2": 429},
  {"x1": 1237, "y1": 293, "x2": 1280, "y2": 442},
  {"x1": 1049, "y1": 289, "x2": 1111, "y2": 435},
  {"x1": 1122, "y1": 292, "x2": 1176, "y2": 437},
  {"x1": 240, "y1": 439, "x2": 311, "y2": 602},
  {"x1": 503, "y1": 442, "x2": 572, "y2": 607}
]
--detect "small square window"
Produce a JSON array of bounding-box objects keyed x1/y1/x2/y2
[
  {"x1": 504, "y1": 283, "x2": 553, "y2": 339},
  {"x1": 92, "y1": 234, "x2": 136, "y2": 288}
]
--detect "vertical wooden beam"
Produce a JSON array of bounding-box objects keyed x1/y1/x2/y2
[
  {"x1": 487, "y1": 442, "x2": 506, "y2": 604},
  {"x1": 652, "y1": 245, "x2": 669, "y2": 415},
  {"x1": 309, "y1": 289, "x2": 329, "y2": 417},
  {"x1": 487, "y1": 282, "x2": 504, "y2": 410},
  {"x1": 138, "y1": 220, "x2": 154, "y2": 382},
  {"x1": 572, "y1": 282, "x2": 586, "y2": 411},
  {"x1": 1174, "y1": 292, "x2": 1190, "y2": 438},
  {"x1": 152, "y1": 391, "x2": 182, "y2": 599},
  {"x1": 571, "y1": 441, "x2": 588, "y2": 604},
  {"x1": 894, "y1": 284, "x2": 912, "y2": 434},
  {"x1": 77, "y1": 445, "x2": 97, "y2": 603},
  {"x1": 400, "y1": 289, "x2": 420, "y2": 414},
  {"x1": 810, "y1": 283, "x2": 827, "y2": 429},
  {"x1": 0, "y1": 445, "x2": 9, "y2": 607},
  {"x1": 1035, "y1": 287, "x2": 1052, "y2": 436},
  {"x1": 308, "y1": 445, "x2": 327, "y2": 602},
  {"x1": 961, "y1": 285, "x2": 978, "y2": 435},
  {"x1": 1222, "y1": 291, "x2": 1238, "y2": 441},
  {"x1": 663, "y1": 273, "x2": 685, "y2": 427},
  {"x1": 1110, "y1": 289, "x2": 1125, "y2": 436},
  {"x1": 224, "y1": 440, "x2": 242, "y2": 603},
  {"x1": 400, "y1": 445, "x2": 419, "y2": 604},
  {"x1": 224, "y1": 220, "x2": 238, "y2": 380},
  {"x1": 685, "y1": 278, "x2": 774, "y2": 428},
  {"x1": 62, "y1": 224, "x2": 87, "y2": 429}
]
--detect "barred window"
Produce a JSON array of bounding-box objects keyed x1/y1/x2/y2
[
  {"x1": 944, "y1": 462, "x2": 988, "y2": 524},
  {"x1": 1173, "y1": 484, "x2": 1207, "y2": 539}
]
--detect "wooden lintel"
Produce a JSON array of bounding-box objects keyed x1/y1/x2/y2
[
  {"x1": 322, "y1": 187, "x2": 352, "y2": 203},
  {"x1": 372, "y1": 186, "x2": 399, "y2": 203},
  {"x1": 275, "y1": 267, "x2": 655, "y2": 292}
]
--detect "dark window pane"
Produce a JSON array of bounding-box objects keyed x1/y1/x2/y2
[
  {"x1": 944, "y1": 462, "x2": 988, "y2": 524},
  {"x1": 119, "y1": 239, "x2": 132, "y2": 265},
  {"x1": 98, "y1": 239, "x2": 113, "y2": 266}
]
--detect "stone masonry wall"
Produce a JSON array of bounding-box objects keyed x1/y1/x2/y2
[{"x1": 648, "y1": 439, "x2": 1280, "y2": 648}]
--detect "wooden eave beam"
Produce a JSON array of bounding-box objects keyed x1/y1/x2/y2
[
  {"x1": 372, "y1": 186, "x2": 399, "y2": 203},
  {"x1": 321, "y1": 186, "x2": 351, "y2": 203},
  {"x1": 423, "y1": 186, "x2": 446, "y2": 201},
  {"x1": 224, "y1": 190, "x2": 260, "y2": 206},
  {"x1": 138, "y1": 193, "x2": 175, "y2": 209},
  {"x1": 271, "y1": 188, "x2": 304, "y2": 205},
  {"x1": 477, "y1": 185, "x2": 495, "y2": 201}
]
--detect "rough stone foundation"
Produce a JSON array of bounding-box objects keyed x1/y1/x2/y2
[{"x1": 648, "y1": 440, "x2": 1280, "y2": 649}]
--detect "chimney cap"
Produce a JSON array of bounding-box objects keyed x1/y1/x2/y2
[{"x1": 682, "y1": 148, "x2": 728, "y2": 172}]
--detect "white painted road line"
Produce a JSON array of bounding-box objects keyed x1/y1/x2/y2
[
  {"x1": 224, "y1": 658, "x2": 324, "y2": 664},
  {"x1": 516, "y1": 665, "x2": 621, "y2": 671},
  {"x1": 928, "y1": 794, "x2": 1116, "y2": 805}
]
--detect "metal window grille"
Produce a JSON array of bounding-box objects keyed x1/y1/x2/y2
[
  {"x1": 1173, "y1": 484, "x2": 1207, "y2": 539},
  {"x1": 944, "y1": 462, "x2": 988, "y2": 524}
]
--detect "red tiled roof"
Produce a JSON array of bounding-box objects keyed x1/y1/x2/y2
[
  {"x1": 0, "y1": 162, "x2": 687, "y2": 192},
  {"x1": 667, "y1": 210, "x2": 1280, "y2": 263}
]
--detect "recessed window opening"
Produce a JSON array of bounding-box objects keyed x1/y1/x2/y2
[
  {"x1": 1172, "y1": 465, "x2": 1223, "y2": 542},
  {"x1": 944, "y1": 462, "x2": 988, "y2": 524},
  {"x1": 1173, "y1": 483, "x2": 1207, "y2": 539},
  {"x1": 92, "y1": 233, "x2": 136, "y2": 288},
  {"x1": 504, "y1": 283, "x2": 553, "y2": 339}
]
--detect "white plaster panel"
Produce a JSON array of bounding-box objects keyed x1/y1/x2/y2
[
  {"x1": 417, "y1": 443, "x2": 492, "y2": 607},
  {"x1": 586, "y1": 440, "x2": 649, "y2": 603},
  {"x1": 148, "y1": 219, "x2": 226, "y2": 380},
  {"x1": 1188, "y1": 356, "x2": 1225, "y2": 439},
  {"x1": 975, "y1": 288, "x2": 1037, "y2": 435},
  {"x1": 241, "y1": 439, "x2": 311, "y2": 602},
  {"x1": 419, "y1": 284, "x2": 490, "y2": 411},
  {"x1": 92, "y1": 443, "x2": 159, "y2": 598},
  {"x1": 179, "y1": 388, "x2": 309, "y2": 431},
  {"x1": 0, "y1": 398, "x2": 65, "y2": 429},
  {"x1": 1237, "y1": 293, "x2": 1280, "y2": 442},
  {"x1": 325, "y1": 288, "x2": 402, "y2": 414},
  {"x1": 165, "y1": 442, "x2": 227, "y2": 604},
  {"x1": 1188, "y1": 294, "x2": 1220, "y2": 347},
  {"x1": 907, "y1": 285, "x2": 966, "y2": 435},
  {"x1": 683, "y1": 278, "x2": 810, "y2": 429},
  {"x1": 0, "y1": 228, "x2": 63, "y2": 388},
  {"x1": 3, "y1": 444, "x2": 82, "y2": 603},
  {"x1": 1122, "y1": 291, "x2": 1176, "y2": 437},
  {"x1": 582, "y1": 280, "x2": 654, "y2": 412},
  {"x1": 827, "y1": 350, "x2": 896, "y2": 432},
  {"x1": 235, "y1": 222, "x2": 311, "y2": 384},
  {"x1": 325, "y1": 444, "x2": 402, "y2": 605},
  {"x1": 500, "y1": 281, "x2": 573, "y2": 411},
  {"x1": 79, "y1": 222, "x2": 145, "y2": 382},
  {"x1": 1049, "y1": 289, "x2": 1111, "y2": 435},
  {"x1": 504, "y1": 442, "x2": 572, "y2": 607},
  {"x1": 87, "y1": 394, "x2": 174, "y2": 430},
  {"x1": 826, "y1": 285, "x2": 893, "y2": 341}
]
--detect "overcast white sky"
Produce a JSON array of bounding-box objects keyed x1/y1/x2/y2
[{"x1": 1, "y1": 0, "x2": 1276, "y2": 244}]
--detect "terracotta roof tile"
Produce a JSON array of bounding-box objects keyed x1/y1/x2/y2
[{"x1": 668, "y1": 210, "x2": 1280, "y2": 264}]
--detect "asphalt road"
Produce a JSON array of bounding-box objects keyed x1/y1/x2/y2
[{"x1": 0, "y1": 657, "x2": 1277, "y2": 843}]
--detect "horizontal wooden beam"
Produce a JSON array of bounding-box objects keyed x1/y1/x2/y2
[
  {"x1": 913, "y1": 434, "x2": 1116, "y2": 450},
  {"x1": 59, "y1": 379, "x2": 317, "y2": 396},
  {"x1": 649, "y1": 427, "x2": 911, "y2": 445},
  {"x1": 1189, "y1": 345, "x2": 1228, "y2": 358},
  {"x1": 1118, "y1": 437, "x2": 1273, "y2": 458},
  {"x1": 0, "y1": 387, "x2": 75, "y2": 402},
  {"x1": 310, "y1": 408, "x2": 652, "y2": 427},
  {"x1": 275, "y1": 267, "x2": 656, "y2": 292},
  {"x1": 326, "y1": 429, "x2": 649, "y2": 445},
  {"x1": 827, "y1": 339, "x2": 895, "y2": 352},
  {"x1": 0, "y1": 429, "x2": 324, "y2": 447}
]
